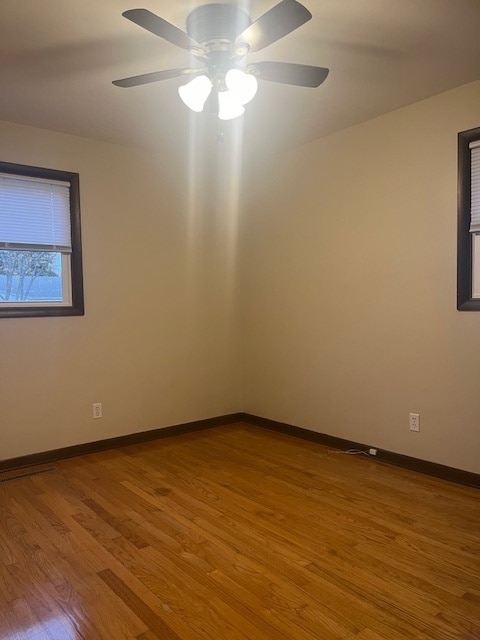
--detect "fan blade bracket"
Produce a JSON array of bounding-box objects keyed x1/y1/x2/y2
[
  {"x1": 233, "y1": 43, "x2": 250, "y2": 59},
  {"x1": 191, "y1": 47, "x2": 208, "y2": 59}
]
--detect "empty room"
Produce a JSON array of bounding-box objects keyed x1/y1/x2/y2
[{"x1": 1, "y1": 1, "x2": 479, "y2": 639}]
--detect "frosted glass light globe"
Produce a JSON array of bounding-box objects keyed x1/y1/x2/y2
[
  {"x1": 225, "y1": 69, "x2": 258, "y2": 105},
  {"x1": 178, "y1": 75, "x2": 213, "y2": 112},
  {"x1": 218, "y1": 90, "x2": 245, "y2": 121}
]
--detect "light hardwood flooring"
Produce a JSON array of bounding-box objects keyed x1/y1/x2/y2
[{"x1": 0, "y1": 423, "x2": 479, "y2": 639}]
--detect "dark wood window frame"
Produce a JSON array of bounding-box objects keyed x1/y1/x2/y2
[
  {"x1": 0, "y1": 160, "x2": 84, "y2": 318},
  {"x1": 457, "y1": 126, "x2": 480, "y2": 311}
]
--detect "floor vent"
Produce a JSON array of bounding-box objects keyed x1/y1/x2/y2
[{"x1": 0, "y1": 466, "x2": 57, "y2": 483}]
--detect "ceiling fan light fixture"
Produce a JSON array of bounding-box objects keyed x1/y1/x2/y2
[
  {"x1": 178, "y1": 74, "x2": 212, "y2": 112},
  {"x1": 116, "y1": 2, "x2": 330, "y2": 122},
  {"x1": 225, "y1": 68, "x2": 258, "y2": 105},
  {"x1": 218, "y1": 90, "x2": 245, "y2": 121}
]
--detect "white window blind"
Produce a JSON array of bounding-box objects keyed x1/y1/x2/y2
[
  {"x1": 470, "y1": 140, "x2": 480, "y2": 234},
  {"x1": 0, "y1": 173, "x2": 72, "y2": 251}
]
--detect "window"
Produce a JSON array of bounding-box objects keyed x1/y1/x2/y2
[
  {"x1": 457, "y1": 127, "x2": 480, "y2": 310},
  {"x1": 0, "y1": 161, "x2": 84, "y2": 318}
]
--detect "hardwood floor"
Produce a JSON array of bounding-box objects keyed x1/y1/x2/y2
[{"x1": 0, "y1": 423, "x2": 479, "y2": 640}]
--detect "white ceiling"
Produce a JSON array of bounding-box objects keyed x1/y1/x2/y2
[{"x1": 1, "y1": 0, "x2": 480, "y2": 165}]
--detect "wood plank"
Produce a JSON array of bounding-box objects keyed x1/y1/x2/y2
[
  {"x1": 0, "y1": 423, "x2": 478, "y2": 640},
  {"x1": 98, "y1": 569, "x2": 182, "y2": 640}
]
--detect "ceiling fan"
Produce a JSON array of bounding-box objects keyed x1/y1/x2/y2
[{"x1": 113, "y1": 0, "x2": 329, "y2": 120}]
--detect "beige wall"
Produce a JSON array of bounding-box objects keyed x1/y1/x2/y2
[
  {"x1": 240, "y1": 81, "x2": 480, "y2": 474},
  {"x1": 2, "y1": 81, "x2": 480, "y2": 474},
  {"x1": 0, "y1": 121, "x2": 241, "y2": 460}
]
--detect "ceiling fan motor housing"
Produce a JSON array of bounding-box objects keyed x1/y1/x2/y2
[{"x1": 186, "y1": 4, "x2": 251, "y2": 47}]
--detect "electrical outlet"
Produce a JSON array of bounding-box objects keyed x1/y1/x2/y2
[
  {"x1": 409, "y1": 413, "x2": 420, "y2": 432},
  {"x1": 93, "y1": 402, "x2": 102, "y2": 419},
  {"x1": 369, "y1": 448, "x2": 377, "y2": 456}
]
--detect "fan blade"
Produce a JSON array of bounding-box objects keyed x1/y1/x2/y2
[
  {"x1": 251, "y1": 62, "x2": 329, "y2": 87},
  {"x1": 113, "y1": 68, "x2": 203, "y2": 88},
  {"x1": 235, "y1": 0, "x2": 311, "y2": 53},
  {"x1": 123, "y1": 9, "x2": 204, "y2": 52}
]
